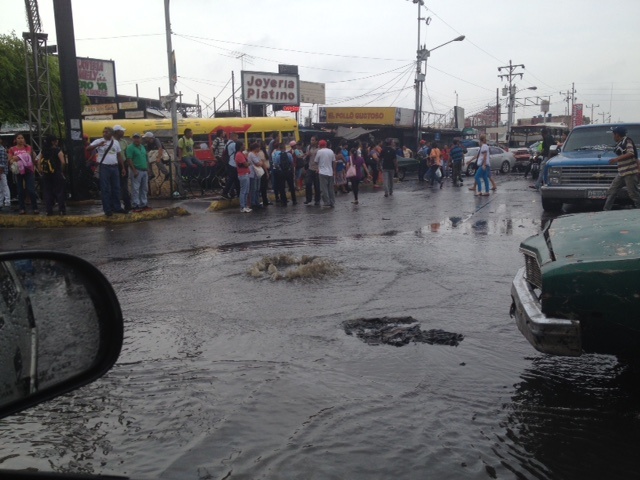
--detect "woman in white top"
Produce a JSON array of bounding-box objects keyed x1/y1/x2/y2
[
  {"x1": 248, "y1": 142, "x2": 264, "y2": 209},
  {"x1": 474, "y1": 135, "x2": 491, "y2": 196}
]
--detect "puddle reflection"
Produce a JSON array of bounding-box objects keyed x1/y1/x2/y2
[{"x1": 419, "y1": 216, "x2": 541, "y2": 236}]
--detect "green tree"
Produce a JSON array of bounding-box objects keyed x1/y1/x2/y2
[
  {"x1": 0, "y1": 33, "x2": 29, "y2": 126},
  {"x1": 0, "y1": 32, "x2": 65, "y2": 135}
]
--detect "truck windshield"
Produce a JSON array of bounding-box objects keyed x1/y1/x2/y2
[{"x1": 563, "y1": 126, "x2": 640, "y2": 152}]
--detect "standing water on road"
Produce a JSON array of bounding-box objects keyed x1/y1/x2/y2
[{"x1": 1, "y1": 176, "x2": 639, "y2": 479}]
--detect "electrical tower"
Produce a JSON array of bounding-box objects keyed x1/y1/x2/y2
[{"x1": 23, "y1": 0, "x2": 54, "y2": 152}]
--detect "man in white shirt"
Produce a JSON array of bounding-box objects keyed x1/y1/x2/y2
[
  {"x1": 86, "y1": 126, "x2": 127, "y2": 216},
  {"x1": 315, "y1": 139, "x2": 336, "y2": 208}
]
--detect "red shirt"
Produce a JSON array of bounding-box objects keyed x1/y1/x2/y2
[{"x1": 236, "y1": 151, "x2": 250, "y2": 176}]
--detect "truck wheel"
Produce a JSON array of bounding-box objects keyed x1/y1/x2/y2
[
  {"x1": 542, "y1": 198, "x2": 563, "y2": 212},
  {"x1": 500, "y1": 161, "x2": 511, "y2": 174},
  {"x1": 398, "y1": 168, "x2": 406, "y2": 181}
]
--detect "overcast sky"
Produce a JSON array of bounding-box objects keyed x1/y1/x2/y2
[{"x1": 2, "y1": 0, "x2": 639, "y2": 125}]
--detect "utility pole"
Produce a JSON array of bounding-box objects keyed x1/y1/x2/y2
[
  {"x1": 586, "y1": 104, "x2": 599, "y2": 124},
  {"x1": 559, "y1": 84, "x2": 577, "y2": 125},
  {"x1": 53, "y1": 0, "x2": 88, "y2": 200},
  {"x1": 599, "y1": 111, "x2": 609, "y2": 124},
  {"x1": 413, "y1": 0, "x2": 428, "y2": 150},
  {"x1": 498, "y1": 60, "x2": 524, "y2": 145},
  {"x1": 164, "y1": 0, "x2": 181, "y2": 198},
  {"x1": 495, "y1": 88, "x2": 500, "y2": 143}
]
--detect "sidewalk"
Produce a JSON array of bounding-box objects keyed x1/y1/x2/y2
[
  {"x1": 0, "y1": 181, "x2": 385, "y2": 227},
  {"x1": 0, "y1": 198, "x2": 190, "y2": 228}
]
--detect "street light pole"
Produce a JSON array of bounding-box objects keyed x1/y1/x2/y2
[
  {"x1": 410, "y1": 0, "x2": 464, "y2": 149},
  {"x1": 413, "y1": 0, "x2": 426, "y2": 150}
]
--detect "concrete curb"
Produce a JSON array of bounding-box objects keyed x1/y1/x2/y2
[
  {"x1": 207, "y1": 198, "x2": 239, "y2": 212},
  {"x1": 0, "y1": 207, "x2": 190, "y2": 228}
]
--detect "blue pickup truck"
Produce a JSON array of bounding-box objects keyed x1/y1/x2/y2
[{"x1": 540, "y1": 123, "x2": 640, "y2": 212}]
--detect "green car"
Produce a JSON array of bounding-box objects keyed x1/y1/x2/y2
[
  {"x1": 510, "y1": 209, "x2": 640, "y2": 357},
  {"x1": 396, "y1": 155, "x2": 420, "y2": 181}
]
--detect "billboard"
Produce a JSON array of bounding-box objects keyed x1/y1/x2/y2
[
  {"x1": 396, "y1": 108, "x2": 414, "y2": 128},
  {"x1": 300, "y1": 81, "x2": 326, "y2": 105},
  {"x1": 77, "y1": 58, "x2": 117, "y2": 98},
  {"x1": 319, "y1": 107, "x2": 399, "y2": 126},
  {"x1": 572, "y1": 103, "x2": 584, "y2": 127},
  {"x1": 241, "y1": 71, "x2": 300, "y2": 105}
]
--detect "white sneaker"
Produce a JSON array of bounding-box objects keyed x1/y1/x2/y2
[{"x1": 241, "y1": 207, "x2": 252, "y2": 213}]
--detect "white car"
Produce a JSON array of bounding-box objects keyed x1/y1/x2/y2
[{"x1": 464, "y1": 146, "x2": 516, "y2": 176}]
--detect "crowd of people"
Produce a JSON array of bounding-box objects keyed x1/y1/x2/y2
[
  {"x1": 9, "y1": 123, "x2": 637, "y2": 218},
  {"x1": 217, "y1": 133, "x2": 405, "y2": 212},
  {"x1": 0, "y1": 126, "x2": 498, "y2": 217}
]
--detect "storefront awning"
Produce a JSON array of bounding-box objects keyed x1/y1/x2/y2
[{"x1": 334, "y1": 126, "x2": 376, "y2": 140}]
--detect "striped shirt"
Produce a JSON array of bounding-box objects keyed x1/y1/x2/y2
[{"x1": 615, "y1": 136, "x2": 639, "y2": 177}]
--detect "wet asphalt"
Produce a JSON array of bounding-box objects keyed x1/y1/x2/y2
[{"x1": 2, "y1": 173, "x2": 640, "y2": 479}]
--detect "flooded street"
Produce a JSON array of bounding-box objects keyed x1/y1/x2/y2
[{"x1": 2, "y1": 175, "x2": 640, "y2": 479}]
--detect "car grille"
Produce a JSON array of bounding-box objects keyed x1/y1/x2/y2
[
  {"x1": 522, "y1": 250, "x2": 542, "y2": 289},
  {"x1": 558, "y1": 165, "x2": 617, "y2": 185}
]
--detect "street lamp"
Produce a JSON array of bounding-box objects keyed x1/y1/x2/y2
[{"x1": 412, "y1": 22, "x2": 465, "y2": 147}]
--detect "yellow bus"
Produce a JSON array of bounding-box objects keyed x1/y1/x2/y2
[{"x1": 83, "y1": 116, "x2": 300, "y2": 162}]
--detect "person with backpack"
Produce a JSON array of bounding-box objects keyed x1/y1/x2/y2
[
  {"x1": 221, "y1": 132, "x2": 240, "y2": 200},
  {"x1": 8, "y1": 134, "x2": 39, "y2": 215},
  {"x1": 291, "y1": 140, "x2": 305, "y2": 190},
  {"x1": 273, "y1": 142, "x2": 297, "y2": 206},
  {"x1": 38, "y1": 134, "x2": 66, "y2": 216},
  {"x1": 211, "y1": 129, "x2": 226, "y2": 163}
]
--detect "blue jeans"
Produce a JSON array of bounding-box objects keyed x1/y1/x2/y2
[
  {"x1": 16, "y1": 170, "x2": 38, "y2": 212},
  {"x1": 534, "y1": 158, "x2": 548, "y2": 190},
  {"x1": 239, "y1": 174, "x2": 250, "y2": 209},
  {"x1": 182, "y1": 156, "x2": 204, "y2": 176},
  {"x1": 382, "y1": 169, "x2": 394, "y2": 195},
  {"x1": 250, "y1": 176, "x2": 261, "y2": 206},
  {"x1": 99, "y1": 164, "x2": 123, "y2": 214},
  {"x1": 130, "y1": 169, "x2": 149, "y2": 208},
  {"x1": 475, "y1": 165, "x2": 489, "y2": 193}
]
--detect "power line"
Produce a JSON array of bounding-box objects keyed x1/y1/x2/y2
[{"x1": 174, "y1": 32, "x2": 410, "y2": 62}]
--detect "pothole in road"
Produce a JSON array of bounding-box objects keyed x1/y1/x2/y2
[
  {"x1": 343, "y1": 316, "x2": 464, "y2": 347},
  {"x1": 248, "y1": 254, "x2": 342, "y2": 281}
]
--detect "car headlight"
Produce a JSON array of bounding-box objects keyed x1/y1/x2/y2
[{"x1": 548, "y1": 167, "x2": 562, "y2": 184}]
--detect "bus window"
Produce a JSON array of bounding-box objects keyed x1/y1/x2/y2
[{"x1": 282, "y1": 131, "x2": 295, "y2": 144}]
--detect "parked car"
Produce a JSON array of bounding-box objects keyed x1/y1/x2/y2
[
  {"x1": 511, "y1": 147, "x2": 532, "y2": 172},
  {"x1": 510, "y1": 209, "x2": 640, "y2": 357},
  {"x1": 396, "y1": 155, "x2": 420, "y2": 181},
  {"x1": 539, "y1": 123, "x2": 640, "y2": 211},
  {"x1": 464, "y1": 146, "x2": 516, "y2": 176}
]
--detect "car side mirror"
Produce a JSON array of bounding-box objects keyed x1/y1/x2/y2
[{"x1": 0, "y1": 251, "x2": 123, "y2": 420}]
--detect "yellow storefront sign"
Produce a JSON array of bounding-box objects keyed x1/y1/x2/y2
[{"x1": 324, "y1": 107, "x2": 398, "y2": 126}]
